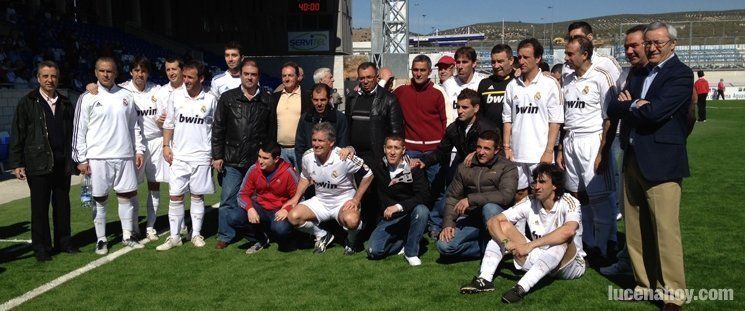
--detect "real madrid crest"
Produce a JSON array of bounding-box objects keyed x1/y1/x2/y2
[
  {"x1": 534, "y1": 92, "x2": 541, "y2": 100},
  {"x1": 200, "y1": 105, "x2": 206, "y2": 113},
  {"x1": 123, "y1": 98, "x2": 129, "y2": 106},
  {"x1": 332, "y1": 170, "x2": 338, "y2": 178},
  {"x1": 582, "y1": 85, "x2": 589, "y2": 95},
  {"x1": 151, "y1": 95, "x2": 158, "y2": 103}
]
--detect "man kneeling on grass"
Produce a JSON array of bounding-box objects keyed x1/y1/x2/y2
[
  {"x1": 229, "y1": 142, "x2": 297, "y2": 254},
  {"x1": 459, "y1": 163, "x2": 586, "y2": 303}
]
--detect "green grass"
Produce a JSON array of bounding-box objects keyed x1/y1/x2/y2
[{"x1": 2, "y1": 102, "x2": 745, "y2": 310}]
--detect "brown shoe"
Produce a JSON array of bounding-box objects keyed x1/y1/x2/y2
[
  {"x1": 215, "y1": 241, "x2": 228, "y2": 249},
  {"x1": 662, "y1": 303, "x2": 682, "y2": 311}
]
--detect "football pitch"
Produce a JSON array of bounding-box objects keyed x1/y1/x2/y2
[{"x1": 1, "y1": 101, "x2": 743, "y2": 310}]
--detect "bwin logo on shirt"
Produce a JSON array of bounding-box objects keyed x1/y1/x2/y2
[
  {"x1": 515, "y1": 104, "x2": 539, "y2": 114},
  {"x1": 316, "y1": 181, "x2": 338, "y2": 190},
  {"x1": 486, "y1": 95, "x2": 504, "y2": 104},
  {"x1": 566, "y1": 101, "x2": 586, "y2": 109},
  {"x1": 138, "y1": 107, "x2": 158, "y2": 116},
  {"x1": 178, "y1": 114, "x2": 206, "y2": 124}
]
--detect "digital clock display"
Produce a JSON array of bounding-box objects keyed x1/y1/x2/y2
[{"x1": 290, "y1": 0, "x2": 328, "y2": 13}]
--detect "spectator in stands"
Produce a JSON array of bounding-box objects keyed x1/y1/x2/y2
[
  {"x1": 295, "y1": 83, "x2": 350, "y2": 172},
  {"x1": 717, "y1": 78, "x2": 726, "y2": 100},
  {"x1": 9, "y1": 61, "x2": 79, "y2": 261},
  {"x1": 273, "y1": 61, "x2": 312, "y2": 169},
  {"x1": 694, "y1": 70, "x2": 709, "y2": 122}
]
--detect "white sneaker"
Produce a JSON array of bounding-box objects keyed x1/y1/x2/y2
[
  {"x1": 616, "y1": 213, "x2": 623, "y2": 221},
  {"x1": 191, "y1": 235, "x2": 206, "y2": 248},
  {"x1": 156, "y1": 236, "x2": 183, "y2": 251},
  {"x1": 95, "y1": 240, "x2": 108, "y2": 255},
  {"x1": 146, "y1": 228, "x2": 158, "y2": 241},
  {"x1": 397, "y1": 248, "x2": 405, "y2": 256},
  {"x1": 405, "y1": 256, "x2": 422, "y2": 266},
  {"x1": 122, "y1": 239, "x2": 144, "y2": 249}
]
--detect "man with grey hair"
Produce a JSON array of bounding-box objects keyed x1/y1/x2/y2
[
  {"x1": 608, "y1": 21, "x2": 692, "y2": 310},
  {"x1": 313, "y1": 67, "x2": 343, "y2": 109}
]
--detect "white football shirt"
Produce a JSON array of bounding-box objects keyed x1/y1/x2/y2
[
  {"x1": 120, "y1": 80, "x2": 163, "y2": 140},
  {"x1": 73, "y1": 83, "x2": 145, "y2": 162},
  {"x1": 503, "y1": 71, "x2": 564, "y2": 163},
  {"x1": 443, "y1": 72, "x2": 487, "y2": 124},
  {"x1": 210, "y1": 70, "x2": 241, "y2": 100},
  {"x1": 163, "y1": 88, "x2": 217, "y2": 164},
  {"x1": 301, "y1": 147, "x2": 372, "y2": 205},
  {"x1": 562, "y1": 53, "x2": 621, "y2": 88},
  {"x1": 503, "y1": 193, "x2": 585, "y2": 257},
  {"x1": 562, "y1": 64, "x2": 615, "y2": 133}
]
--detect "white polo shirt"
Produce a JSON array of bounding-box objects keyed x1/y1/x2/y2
[
  {"x1": 562, "y1": 63, "x2": 616, "y2": 134},
  {"x1": 503, "y1": 71, "x2": 564, "y2": 163},
  {"x1": 163, "y1": 88, "x2": 217, "y2": 164},
  {"x1": 301, "y1": 147, "x2": 372, "y2": 205}
]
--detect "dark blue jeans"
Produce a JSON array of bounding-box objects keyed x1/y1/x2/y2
[
  {"x1": 217, "y1": 165, "x2": 248, "y2": 243},
  {"x1": 435, "y1": 203, "x2": 503, "y2": 259},
  {"x1": 428, "y1": 161, "x2": 458, "y2": 234},
  {"x1": 367, "y1": 204, "x2": 429, "y2": 258},
  {"x1": 405, "y1": 150, "x2": 440, "y2": 183},
  {"x1": 226, "y1": 202, "x2": 293, "y2": 246}
]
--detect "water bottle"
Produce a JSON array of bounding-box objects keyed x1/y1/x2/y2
[{"x1": 80, "y1": 175, "x2": 93, "y2": 209}]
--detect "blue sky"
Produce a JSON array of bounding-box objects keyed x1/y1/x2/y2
[{"x1": 352, "y1": 0, "x2": 745, "y2": 34}]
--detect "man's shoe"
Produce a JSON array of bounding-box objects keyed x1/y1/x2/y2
[
  {"x1": 191, "y1": 235, "x2": 206, "y2": 248},
  {"x1": 405, "y1": 256, "x2": 422, "y2": 266},
  {"x1": 343, "y1": 245, "x2": 358, "y2": 256},
  {"x1": 599, "y1": 261, "x2": 633, "y2": 276},
  {"x1": 313, "y1": 233, "x2": 334, "y2": 254},
  {"x1": 501, "y1": 284, "x2": 527, "y2": 303},
  {"x1": 146, "y1": 228, "x2": 158, "y2": 241},
  {"x1": 35, "y1": 251, "x2": 52, "y2": 262},
  {"x1": 95, "y1": 240, "x2": 108, "y2": 255},
  {"x1": 460, "y1": 277, "x2": 495, "y2": 294},
  {"x1": 122, "y1": 239, "x2": 144, "y2": 249},
  {"x1": 215, "y1": 240, "x2": 228, "y2": 250},
  {"x1": 156, "y1": 236, "x2": 183, "y2": 251},
  {"x1": 245, "y1": 242, "x2": 267, "y2": 255}
]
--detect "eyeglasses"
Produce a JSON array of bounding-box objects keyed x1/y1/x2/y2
[{"x1": 642, "y1": 40, "x2": 672, "y2": 49}]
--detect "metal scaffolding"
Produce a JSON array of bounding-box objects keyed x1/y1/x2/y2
[{"x1": 371, "y1": 0, "x2": 409, "y2": 78}]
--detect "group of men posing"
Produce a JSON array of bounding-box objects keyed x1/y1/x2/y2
[{"x1": 10, "y1": 20, "x2": 692, "y2": 309}]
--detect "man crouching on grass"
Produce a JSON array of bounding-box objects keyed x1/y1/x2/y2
[{"x1": 459, "y1": 163, "x2": 586, "y2": 303}]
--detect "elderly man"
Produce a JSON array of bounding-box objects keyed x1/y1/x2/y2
[
  {"x1": 312, "y1": 67, "x2": 343, "y2": 109},
  {"x1": 607, "y1": 22, "x2": 692, "y2": 310},
  {"x1": 273, "y1": 61, "x2": 312, "y2": 169}
]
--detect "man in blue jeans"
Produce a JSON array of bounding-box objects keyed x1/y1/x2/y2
[
  {"x1": 437, "y1": 130, "x2": 517, "y2": 260},
  {"x1": 367, "y1": 135, "x2": 430, "y2": 266},
  {"x1": 212, "y1": 59, "x2": 277, "y2": 249},
  {"x1": 228, "y1": 142, "x2": 297, "y2": 254}
]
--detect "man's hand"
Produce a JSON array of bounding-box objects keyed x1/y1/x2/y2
[
  {"x1": 77, "y1": 163, "x2": 91, "y2": 175},
  {"x1": 618, "y1": 90, "x2": 632, "y2": 102},
  {"x1": 409, "y1": 158, "x2": 426, "y2": 169},
  {"x1": 454, "y1": 198, "x2": 469, "y2": 215},
  {"x1": 163, "y1": 146, "x2": 173, "y2": 165},
  {"x1": 636, "y1": 99, "x2": 650, "y2": 108},
  {"x1": 281, "y1": 198, "x2": 298, "y2": 211},
  {"x1": 212, "y1": 159, "x2": 223, "y2": 172},
  {"x1": 383, "y1": 205, "x2": 399, "y2": 220},
  {"x1": 13, "y1": 167, "x2": 26, "y2": 181},
  {"x1": 342, "y1": 198, "x2": 360, "y2": 212},
  {"x1": 512, "y1": 242, "x2": 533, "y2": 258},
  {"x1": 439, "y1": 227, "x2": 455, "y2": 243},
  {"x1": 463, "y1": 151, "x2": 476, "y2": 168},
  {"x1": 504, "y1": 147, "x2": 514, "y2": 161},
  {"x1": 540, "y1": 150, "x2": 553, "y2": 164},
  {"x1": 594, "y1": 153, "x2": 606, "y2": 173},
  {"x1": 135, "y1": 154, "x2": 144, "y2": 169},
  {"x1": 86, "y1": 83, "x2": 98, "y2": 95},
  {"x1": 275, "y1": 209, "x2": 289, "y2": 221},
  {"x1": 247, "y1": 208, "x2": 260, "y2": 224},
  {"x1": 338, "y1": 146, "x2": 356, "y2": 160},
  {"x1": 556, "y1": 150, "x2": 565, "y2": 170}
]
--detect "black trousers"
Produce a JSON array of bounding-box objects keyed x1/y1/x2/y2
[
  {"x1": 717, "y1": 90, "x2": 725, "y2": 100},
  {"x1": 697, "y1": 93, "x2": 707, "y2": 121},
  {"x1": 27, "y1": 162, "x2": 72, "y2": 254}
]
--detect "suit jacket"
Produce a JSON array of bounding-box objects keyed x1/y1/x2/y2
[{"x1": 607, "y1": 54, "x2": 692, "y2": 182}]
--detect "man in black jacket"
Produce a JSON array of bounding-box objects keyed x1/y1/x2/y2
[
  {"x1": 367, "y1": 135, "x2": 429, "y2": 266},
  {"x1": 9, "y1": 61, "x2": 79, "y2": 261},
  {"x1": 212, "y1": 58, "x2": 277, "y2": 249},
  {"x1": 294, "y1": 83, "x2": 350, "y2": 172}
]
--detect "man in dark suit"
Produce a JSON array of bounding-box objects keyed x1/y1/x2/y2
[{"x1": 607, "y1": 22, "x2": 691, "y2": 310}]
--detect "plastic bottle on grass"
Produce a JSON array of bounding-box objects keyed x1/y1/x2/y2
[{"x1": 81, "y1": 175, "x2": 93, "y2": 209}]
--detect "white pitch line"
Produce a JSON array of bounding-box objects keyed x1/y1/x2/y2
[
  {"x1": 0, "y1": 239, "x2": 31, "y2": 244},
  {"x1": 0, "y1": 232, "x2": 168, "y2": 311}
]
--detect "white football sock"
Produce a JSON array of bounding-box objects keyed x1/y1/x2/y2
[
  {"x1": 298, "y1": 221, "x2": 326, "y2": 238},
  {"x1": 118, "y1": 197, "x2": 133, "y2": 240},
  {"x1": 518, "y1": 244, "x2": 566, "y2": 292},
  {"x1": 146, "y1": 191, "x2": 160, "y2": 228},
  {"x1": 93, "y1": 200, "x2": 107, "y2": 241},
  {"x1": 168, "y1": 200, "x2": 185, "y2": 241},
  {"x1": 190, "y1": 197, "x2": 205, "y2": 237},
  {"x1": 478, "y1": 240, "x2": 505, "y2": 282}
]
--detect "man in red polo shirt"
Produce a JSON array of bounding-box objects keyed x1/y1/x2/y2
[
  {"x1": 393, "y1": 55, "x2": 448, "y2": 183},
  {"x1": 694, "y1": 70, "x2": 709, "y2": 122}
]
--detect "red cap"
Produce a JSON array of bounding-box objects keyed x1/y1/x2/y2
[{"x1": 436, "y1": 55, "x2": 455, "y2": 66}]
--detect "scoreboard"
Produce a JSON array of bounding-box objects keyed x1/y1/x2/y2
[{"x1": 286, "y1": 0, "x2": 337, "y2": 53}]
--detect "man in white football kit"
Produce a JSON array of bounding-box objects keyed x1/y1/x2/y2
[
  {"x1": 560, "y1": 21, "x2": 621, "y2": 88},
  {"x1": 442, "y1": 46, "x2": 487, "y2": 125},
  {"x1": 210, "y1": 41, "x2": 242, "y2": 100},
  {"x1": 503, "y1": 38, "x2": 564, "y2": 200},
  {"x1": 73, "y1": 57, "x2": 146, "y2": 254},
  {"x1": 460, "y1": 164, "x2": 584, "y2": 304},
  {"x1": 157, "y1": 62, "x2": 217, "y2": 251},
  {"x1": 284, "y1": 122, "x2": 374, "y2": 255},
  {"x1": 559, "y1": 36, "x2": 616, "y2": 259}
]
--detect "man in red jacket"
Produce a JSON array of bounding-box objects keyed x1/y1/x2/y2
[
  {"x1": 229, "y1": 142, "x2": 298, "y2": 253},
  {"x1": 694, "y1": 70, "x2": 709, "y2": 122}
]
